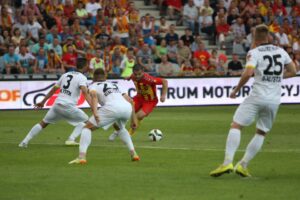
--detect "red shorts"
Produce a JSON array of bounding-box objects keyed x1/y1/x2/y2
[{"x1": 133, "y1": 96, "x2": 158, "y2": 116}]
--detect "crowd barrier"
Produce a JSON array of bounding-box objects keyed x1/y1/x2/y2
[{"x1": 1, "y1": 77, "x2": 299, "y2": 110}]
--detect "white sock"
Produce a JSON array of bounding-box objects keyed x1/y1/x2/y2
[
  {"x1": 68, "y1": 122, "x2": 85, "y2": 141},
  {"x1": 223, "y1": 128, "x2": 241, "y2": 165},
  {"x1": 79, "y1": 128, "x2": 92, "y2": 157},
  {"x1": 119, "y1": 128, "x2": 135, "y2": 152},
  {"x1": 240, "y1": 134, "x2": 265, "y2": 168},
  {"x1": 22, "y1": 124, "x2": 43, "y2": 144}
]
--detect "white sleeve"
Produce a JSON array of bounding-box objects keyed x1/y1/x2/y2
[
  {"x1": 78, "y1": 75, "x2": 88, "y2": 87},
  {"x1": 245, "y1": 50, "x2": 257, "y2": 68},
  {"x1": 88, "y1": 83, "x2": 97, "y2": 92},
  {"x1": 283, "y1": 50, "x2": 292, "y2": 65}
]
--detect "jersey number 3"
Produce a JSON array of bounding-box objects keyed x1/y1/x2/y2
[
  {"x1": 263, "y1": 54, "x2": 283, "y2": 75},
  {"x1": 63, "y1": 75, "x2": 73, "y2": 89}
]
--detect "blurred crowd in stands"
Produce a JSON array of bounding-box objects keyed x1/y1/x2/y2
[{"x1": 0, "y1": 0, "x2": 299, "y2": 78}]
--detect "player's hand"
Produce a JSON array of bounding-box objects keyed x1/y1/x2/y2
[
  {"x1": 34, "y1": 102, "x2": 45, "y2": 109},
  {"x1": 131, "y1": 120, "x2": 138, "y2": 130},
  {"x1": 160, "y1": 95, "x2": 166, "y2": 102},
  {"x1": 94, "y1": 114, "x2": 100, "y2": 124},
  {"x1": 230, "y1": 90, "x2": 237, "y2": 99}
]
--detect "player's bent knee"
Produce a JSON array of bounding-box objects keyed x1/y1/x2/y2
[
  {"x1": 85, "y1": 122, "x2": 97, "y2": 131},
  {"x1": 231, "y1": 122, "x2": 243, "y2": 130},
  {"x1": 40, "y1": 121, "x2": 49, "y2": 129},
  {"x1": 256, "y1": 129, "x2": 267, "y2": 136}
]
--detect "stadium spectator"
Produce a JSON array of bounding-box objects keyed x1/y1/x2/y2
[
  {"x1": 27, "y1": 15, "x2": 43, "y2": 41},
  {"x1": 193, "y1": 42, "x2": 210, "y2": 69},
  {"x1": 137, "y1": 43, "x2": 154, "y2": 73},
  {"x1": 177, "y1": 39, "x2": 192, "y2": 65},
  {"x1": 216, "y1": 16, "x2": 231, "y2": 49},
  {"x1": 166, "y1": 39, "x2": 178, "y2": 63},
  {"x1": 165, "y1": 24, "x2": 179, "y2": 45},
  {"x1": 275, "y1": 27, "x2": 290, "y2": 48},
  {"x1": 62, "y1": 44, "x2": 79, "y2": 72},
  {"x1": 19, "y1": 45, "x2": 36, "y2": 74},
  {"x1": 120, "y1": 47, "x2": 136, "y2": 78},
  {"x1": 141, "y1": 13, "x2": 155, "y2": 46},
  {"x1": 157, "y1": 54, "x2": 179, "y2": 77},
  {"x1": 11, "y1": 28, "x2": 23, "y2": 46},
  {"x1": 89, "y1": 48, "x2": 104, "y2": 74},
  {"x1": 180, "y1": 28, "x2": 194, "y2": 47},
  {"x1": 183, "y1": 0, "x2": 198, "y2": 33},
  {"x1": 3, "y1": 45, "x2": 21, "y2": 74},
  {"x1": 86, "y1": 0, "x2": 102, "y2": 26},
  {"x1": 198, "y1": 0, "x2": 215, "y2": 36},
  {"x1": 113, "y1": 9, "x2": 130, "y2": 46},
  {"x1": 31, "y1": 36, "x2": 50, "y2": 55},
  {"x1": 166, "y1": 0, "x2": 183, "y2": 20},
  {"x1": 34, "y1": 48, "x2": 48, "y2": 73},
  {"x1": 13, "y1": 15, "x2": 29, "y2": 38},
  {"x1": 0, "y1": 6, "x2": 13, "y2": 31},
  {"x1": 227, "y1": 54, "x2": 243, "y2": 76},
  {"x1": 23, "y1": 0, "x2": 42, "y2": 19},
  {"x1": 47, "y1": 49, "x2": 64, "y2": 74},
  {"x1": 154, "y1": 38, "x2": 168, "y2": 63},
  {"x1": 180, "y1": 59, "x2": 195, "y2": 76}
]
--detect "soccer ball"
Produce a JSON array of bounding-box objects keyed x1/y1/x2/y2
[{"x1": 148, "y1": 129, "x2": 163, "y2": 141}]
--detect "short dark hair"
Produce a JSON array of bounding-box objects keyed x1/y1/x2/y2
[
  {"x1": 76, "y1": 58, "x2": 87, "y2": 69},
  {"x1": 93, "y1": 68, "x2": 106, "y2": 81},
  {"x1": 133, "y1": 64, "x2": 144, "y2": 72}
]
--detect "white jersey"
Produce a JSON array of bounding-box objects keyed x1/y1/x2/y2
[
  {"x1": 55, "y1": 71, "x2": 88, "y2": 106},
  {"x1": 246, "y1": 44, "x2": 292, "y2": 104},
  {"x1": 89, "y1": 81, "x2": 128, "y2": 107}
]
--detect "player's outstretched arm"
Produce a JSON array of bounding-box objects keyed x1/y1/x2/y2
[
  {"x1": 230, "y1": 67, "x2": 254, "y2": 99},
  {"x1": 34, "y1": 85, "x2": 59, "y2": 109},
  {"x1": 80, "y1": 86, "x2": 92, "y2": 107},
  {"x1": 89, "y1": 90, "x2": 100, "y2": 124},
  {"x1": 123, "y1": 94, "x2": 138, "y2": 130},
  {"x1": 283, "y1": 62, "x2": 297, "y2": 79},
  {"x1": 160, "y1": 79, "x2": 168, "y2": 102}
]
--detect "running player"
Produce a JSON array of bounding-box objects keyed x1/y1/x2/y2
[
  {"x1": 109, "y1": 64, "x2": 168, "y2": 140},
  {"x1": 69, "y1": 68, "x2": 139, "y2": 164},
  {"x1": 210, "y1": 24, "x2": 297, "y2": 177},
  {"x1": 19, "y1": 58, "x2": 92, "y2": 147}
]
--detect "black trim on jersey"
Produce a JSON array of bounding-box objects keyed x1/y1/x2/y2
[{"x1": 258, "y1": 43, "x2": 272, "y2": 46}]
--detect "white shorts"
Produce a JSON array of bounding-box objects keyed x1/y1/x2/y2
[
  {"x1": 89, "y1": 103, "x2": 132, "y2": 130},
  {"x1": 233, "y1": 99, "x2": 279, "y2": 132},
  {"x1": 43, "y1": 103, "x2": 88, "y2": 126}
]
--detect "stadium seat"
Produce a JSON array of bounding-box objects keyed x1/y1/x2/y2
[
  {"x1": 3, "y1": 74, "x2": 17, "y2": 80},
  {"x1": 45, "y1": 74, "x2": 59, "y2": 79},
  {"x1": 17, "y1": 74, "x2": 30, "y2": 79},
  {"x1": 32, "y1": 74, "x2": 45, "y2": 79}
]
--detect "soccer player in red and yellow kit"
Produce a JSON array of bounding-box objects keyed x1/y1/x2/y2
[{"x1": 109, "y1": 64, "x2": 168, "y2": 140}]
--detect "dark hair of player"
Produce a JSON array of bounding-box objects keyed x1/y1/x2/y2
[
  {"x1": 76, "y1": 58, "x2": 87, "y2": 70},
  {"x1": 133, "y1": 64, "x2": 144, "y2": 72},
  {"x1": 93, "y1": 68, "x2": 106, "y2": 81}
]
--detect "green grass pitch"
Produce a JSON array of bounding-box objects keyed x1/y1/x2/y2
[{"x1": 1, "y1": 105, "x2": 300, "y2": 200}]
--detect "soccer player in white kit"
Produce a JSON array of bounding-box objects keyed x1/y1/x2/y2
[
  {"x1": 210, "y1": 24, "x2": 297, "y2": 177},
  {"x1": 69, "y1": 68, "x2": 139, "y2": 164},
  {"x1": 19, "y1": 58, "x2": 92, "y2": 147}
]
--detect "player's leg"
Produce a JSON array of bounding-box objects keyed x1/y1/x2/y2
[
  {"x1": 116, "y1": 117, "x2": 140, "y2": 161},
  {"x1": 63, "y1": 106, "x2": 89, "y2": 145},
  {"x1": 210, "y1": 101, "x2": 257, "y2": 177},
  {"x1": 19, "y1": 105, "x2": 62, "y2": 147},
  {"x1": 19, "y1": 120, "x2": 49, "y2": 148},
  {"x1": 108, "y1": 123, "x2": 121, "y2": 141},
  {"x1": 129, "y1": 100, "x2": 157, "y2": 136},
  {"x1": 235, "y1": 103, "x2": 279, "y2": 177},
  {"x1": 69, "y1": 121, "x2": 97, "y2": 164}
]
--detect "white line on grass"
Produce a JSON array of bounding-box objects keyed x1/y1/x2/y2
[{"x1": 2, "y1": 141, "x2": 300, "y2": 153}]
